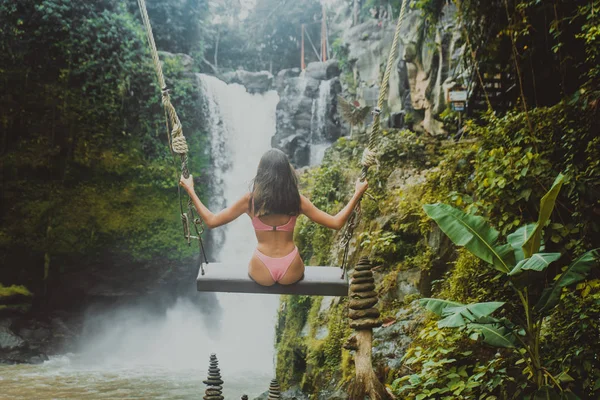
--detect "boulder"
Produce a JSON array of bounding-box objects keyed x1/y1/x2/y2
[
  {"x1": 0, "y1": 326, "x2": 24, "y2": 350},
  {"x1": 222, "y1": 70, "x2": 274, "y2": 94},
  {"x1": 317, "y1": 389, "x2": 348, "y2": 400},
  {"x1": 281, "y1": 387, "x2": 309, "y2": 400},
  {"x1": 305, "y1": 60, "x2": 341, "y2": 81},
  {"x1": 0, "y1": 325, "x2": 49, "y2": 365},
  {"x1": 372, "y1": 301, "x2": 426, "y2": 369},
  {"x1": 0, "y1": 346, "x2": 49, "y2": 365},
  {"x1": 395, "y1": 268, "x2": 420, "y2": 302}
]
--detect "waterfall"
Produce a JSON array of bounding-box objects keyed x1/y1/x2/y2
[
  {"x1": 196, "y1": 73, "x2": 281, "y2": 374},
  {"x1": 309, "y1": 79, "x2": 332, "y2": 165},
  {"x1": 59, "y1": 75, "x2": 281, "y2": 397}
]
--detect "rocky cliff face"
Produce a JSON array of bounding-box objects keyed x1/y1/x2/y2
[
  {"x1": 272, "y1": 61, "x2": 344, "y2": 167},
  {"x1": 340, "y1": 4, "x2": 464, "y2": 136},
  {"x1": 221, "y1": 61, "x2": 345, "y2": 167}
]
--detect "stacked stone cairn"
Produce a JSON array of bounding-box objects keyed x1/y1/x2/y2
[
  {"x1": 267, "y1": 378, "x2": 281, "y2": 399},
  {"x1": 203, "y1": 353, "x2": 224, "y2": 400},
  {"x1": 348, "y1": 257, "x2": 382, "y2": 330}
]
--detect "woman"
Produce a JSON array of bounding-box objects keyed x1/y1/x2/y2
[{"x1": 179, "y1": 148, "x2": 368, "y2": 287}]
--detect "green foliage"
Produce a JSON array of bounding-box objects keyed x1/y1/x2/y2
[
  {"x1": 392, "y1": 323, "x2": 515, "y2": 399},
  {"x1": 522, "y1": 174, "x2": 565, "y2": 259},
  {"x1": 423, "y1": 203, "x2": 514, "y2": 273},
  {"x1": 0, "y1": 0, "x2": 209, "y2": 293},
  {"x1": 543, "y1": 280, "x2": 600, "y2": 397},
  {"x1": 535, "y1": 249, "x2": 600, "y2": 315},
  {"x1": 422, "y1": 178, "x2": 600, "y2": 394},
  {"x1": 574, "y1": 1, "x2": 600, "y2": 99},
  {"x1": 448, "y1": 0, "x2": 600, "y2": 106},
  {"x1": 127, "y1": 0, "x2": 208, "y2": 56},
  {"x1": 209, "y1": 0, "x2": 323, "y2": 72}
]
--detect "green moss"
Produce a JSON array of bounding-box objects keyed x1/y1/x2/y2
[
  {"x1": 299, "y1": 301, "x2": 353, "y2": 395},
  {"x1": 434, "y1": 250, "x2": 513, "y2": 308},
  {"x1": 275, "y1": 295, "x2": 313, "y2": 389},
  {"x1": 0, "y1": 284, "x2": 32, "y2": 297}
]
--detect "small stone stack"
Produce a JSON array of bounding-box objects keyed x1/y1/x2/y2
[
  {"x1": 203, "y1": 353, "x2": 224, "y2": 400},
  {"x1": 241, "y1": 396, "x2": 248, "y2": 400},
  {"x1": 267, "y1": 378, "x2": 281, "y2": 399},
  {"x1": 348, "y1": 257, "x2": 382, "y2": 330}
]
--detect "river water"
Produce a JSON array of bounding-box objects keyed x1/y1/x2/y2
[{"x1": 0, "y1": 75, "x2": 281, "y2": 400}]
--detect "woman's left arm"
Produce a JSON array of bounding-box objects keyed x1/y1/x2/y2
[{"x1": 180, "y1": 175, "x2": 249, "y2": 229}]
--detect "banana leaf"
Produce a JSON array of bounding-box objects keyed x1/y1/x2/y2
[
  {"x1": 508, "y1": 252, "x2": 562, "y2": 276},
  {"x1": 419, "y1": 298, "x2": 463, "y2": 316},
  {"x1": 467, "y1": 323, "x2": 516, "y2": 348},
  {"x1": 507, "y1": 223, "x2": 536, "y2": 262},
  {"x1": 420, "y1": 298, "x2": 504, "y2": 328},
  {"x1": 439, "y1": 302, "x2": 505, "y2": 328},
  {"x1": 423, "y1": 203, "x2": 514, "y2": 273},
  {"x1": 533, "y1": 386, "x2": 560, "y2": 400},
  {"x1": 535, "y1": 249, "x2": 599, "y2": 315},
  {"x1": 522, "y1": 174, "x2": 565, "y2": 258}
]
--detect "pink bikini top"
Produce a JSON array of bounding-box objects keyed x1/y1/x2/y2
[
  {"x1": 252, "y1": 215, "x2": 297, "y2": 232},
  {"x1": 251, "y1": 198, "x2": 297, "y2": 232}
]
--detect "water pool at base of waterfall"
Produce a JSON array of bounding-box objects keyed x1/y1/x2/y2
[{"x1": 0, "y1": 356, "x2": 269, "y2": 399}]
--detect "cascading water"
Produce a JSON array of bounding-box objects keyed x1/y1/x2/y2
[
  {"x1": 0, "y1": 75, "x2": 281, "y2": 399},
  {"x1": 309, "y1": 79, "x2": 332, "y2": 166},
  {"x1": 197, "y1": 72, "x2": 281, "y2": 373}
]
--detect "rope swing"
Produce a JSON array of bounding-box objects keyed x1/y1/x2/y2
[
  {"x1": 340, "y1": 0, "x2": 408, "y2": 278},
  {"x1": 136, "y1": 0, "x2": 208, "y2": 272},
  {"x1": 136, "y1": 0, "x2": 409, "y2": 287}
]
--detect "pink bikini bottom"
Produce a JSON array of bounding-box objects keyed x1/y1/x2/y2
[{"x1": 254, "y1": 246, "x2": 299, "y2": 282}]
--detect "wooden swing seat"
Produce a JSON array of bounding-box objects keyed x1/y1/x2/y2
[{"x1": 196, "y1": 263, "x2": 348, "y2": 296}]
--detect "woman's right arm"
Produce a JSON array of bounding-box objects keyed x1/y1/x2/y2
[
  {"x1": 179, "y1": 175, "x2": 249, "y2": 229},
  {"x1": 300, "y1": 178, "x2": 368, "y2": 230}
]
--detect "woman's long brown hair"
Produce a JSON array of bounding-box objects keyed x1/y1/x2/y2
[{"x1": 250, "y1": 149, "x2": 300, "y2": 217}]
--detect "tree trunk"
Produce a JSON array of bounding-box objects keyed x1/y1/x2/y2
[
  {"x1": 353, "y1": 0, "x2": 360, "y2": 26},
  {"x1": 348, "y1": 330, "x2": 390, "y2": 400},
  {"x1": 214, "y1": 29, "x2": 220, "y2": 69}
]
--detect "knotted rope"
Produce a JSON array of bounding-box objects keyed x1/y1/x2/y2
[
  {"x1": 136, "y1": 0, "x2": 208, "y2": 273},
  {"x1": 137, "y1": 0, "x2": 190, "y2": 178},
  {"x1": 340, "y1": 0, "x2": 408, "y2": 278}
]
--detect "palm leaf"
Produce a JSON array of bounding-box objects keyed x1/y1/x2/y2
[
  {"x1": 507, "y1": 223, "x2": 536, "y2": 262},
  {"x1": 508, "y1": 252, "x2": 561, "y2": 276},
  {"x1": 423, "y1": 203, "x2": 514, "y2": 273},
  {"x1": 535, "y1": 249, "x2": 599, "y2": 315},
  {"x1": 337, "y1": 95, "x2": 354, "y2": 122},
  {"x1": 420, "y1": 298, "x2": 505, "y2": 328},
  {"x1": 419, "y1": 298, "x2": 463, "y2": 316},
  {"x1": 354, "y1": 105, "x2": 372, "y2": 124},
  {"x1": 439, "y1": 302, "x2": 505, "y2": 328},
  {"x1": 467, "y1": 323, "x2": 516, "y2": 348},
  {"x1": 522, "y1": 174, "x2": 565, "y2": 258}
]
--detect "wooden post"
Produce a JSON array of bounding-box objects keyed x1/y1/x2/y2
[
  {"x1": 301, "y1": 24, "x2": 306, "y2": 71},
  {"x1": 347, "y1": 257, "x2": 390, "y2": 400}
]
